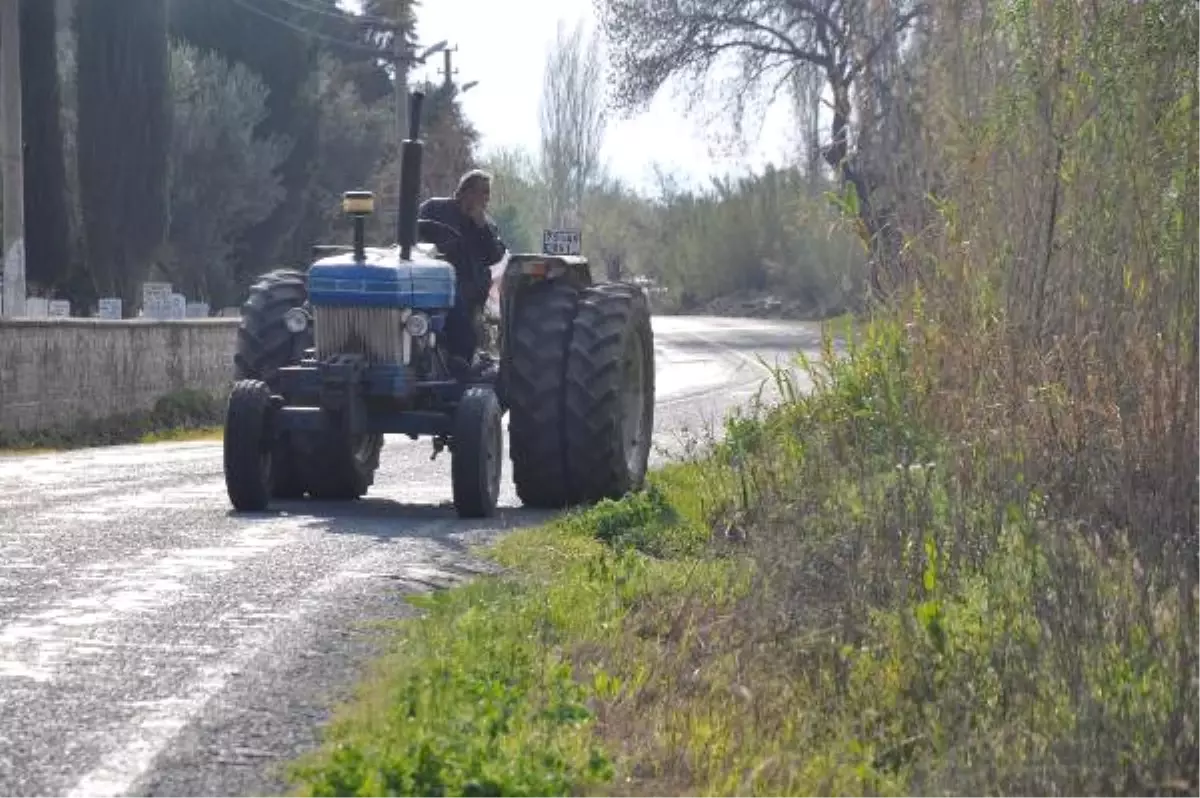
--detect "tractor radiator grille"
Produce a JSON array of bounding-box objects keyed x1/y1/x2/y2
[{"x1": 313, "y1": 306, "x2": 406, "y2": 364}]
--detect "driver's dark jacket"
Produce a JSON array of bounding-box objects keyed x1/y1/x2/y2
[{"x1": 417, "y1": 197, "x2": 506, "y2": 307}]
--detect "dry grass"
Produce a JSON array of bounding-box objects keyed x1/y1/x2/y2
[
  {"x1": 577, "y1": 3, "x2": 1199, "y2": 791},
  {"x1": 286, "y1": 300, "x2": 1196, "y2": 793},
  {"x1": 286, "y1": 1, "x2": 1195, "y2": 794}
]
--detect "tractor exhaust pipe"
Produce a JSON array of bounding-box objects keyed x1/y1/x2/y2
[{"x1": 397, "y1": 90, "x2": 425, "y2": 261}]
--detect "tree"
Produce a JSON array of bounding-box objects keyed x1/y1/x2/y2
[
  {"x1": 643, "y1": 166, "x2": 865, "y2": 312},
  {"x1": 292, "y1": 53, "x2": 392, "y2": 251},
  {"x1": 581, "y1": 171, "x2": 654, "y2": 280},
  {"x1": 75, "y1": 0, "x2": 171, "y2": 309},
  {"x1": 539, "y1": 19, "x2": 607, "y2": 228},
  {"x1": 480, "y1": 146, "x2": 545, "y2": 253},
  {"x1": 595, "y1": 0, "x2": 926, "y2": 296},
  {"x1": 366, "y1": 81, "x2": 479, "y2": 244},
  {"x1": 417, "y1": 86, "x2": 480, "y2": 199},
  {"x1": 20, "y1": 0, "x2": 72, "y2": 294},
  {"x1": 164, "y1": 44, "x2": 290, "y2": 307},
  {"x1": 170, "y1": 0, "x2": 325, "y2": 278},
  {"x1": 788, "y1": 63, "x2": 825, "y2": 185},
  {"x1": 357, "y1": 0, "x2": 421, "y2": 104}
]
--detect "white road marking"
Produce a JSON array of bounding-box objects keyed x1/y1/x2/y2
[
  {"x1": 0, "y1": 520, "x2": 297, "y2": 684},
  {"x1": 64, "y1": 544, "x2": 412, "y2": 798}
]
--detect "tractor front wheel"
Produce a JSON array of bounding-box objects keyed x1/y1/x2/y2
[
  {"x1": 451, "y1": 387, "x2": 503, "y2": 519},
  {"x1": 224, "y1": 379, "x2": 275, "y2": 512}
]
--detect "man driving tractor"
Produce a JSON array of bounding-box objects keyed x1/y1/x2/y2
[{"x1": 417, "y1": 169, "x2": 506, "y2": 380}]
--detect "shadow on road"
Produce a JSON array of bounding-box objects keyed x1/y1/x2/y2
[
  {"x1": 226, "y1": 499, "x2": 565, "y2": 593},
  {"x1": 224, "y1": 498, "x2": 559, "y2": 544}
]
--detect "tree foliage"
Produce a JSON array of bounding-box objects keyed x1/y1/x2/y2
[
  {"x1": 75, "y1": 0, "x2": 171, "y2": 307},
  {"x1": 42, "y1": 0, "x2": 863, "y2": 317},
  {"x1": 480, "y1": 146, "x2": 544, "y2": 253},
  {"x1": 481, "y1": 143, "x2": 867, "y2": 315},
  {"x1": 38, "y1": 0, "x2": 481, "y2": 312},
  {"x1": 164, "y1": 43, "x2": 290, "y2": 304},
  {"x1": 596, "y1": 0, "x2": 927, "y2": 296},
  {"x1": 295, "y1": 54, "x2": 391, "y2": 252},
  {"x1": 20, "y1": 0, "x2": 71, "y2": 292},
  {"x1": 366, "y1": 81, "x2": 480, "y2": 245},
  {"x1": 169, "y1": 0, "x2": 324, "y2": 275}
]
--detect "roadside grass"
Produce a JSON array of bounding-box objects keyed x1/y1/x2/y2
[
  {"x1": 0, "y1": 388, "x2": 225, "y2": 454},
  {"x1": 286, "y1": 309, "x2": 1197, "y2": 797},
  {"x1": 286, "y1": 482, "x2": 738, "y2": 797}
]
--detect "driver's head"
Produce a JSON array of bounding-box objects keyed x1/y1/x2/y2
[{"x1": 455, "y1": 169, "x2": 492, "y2": 219}]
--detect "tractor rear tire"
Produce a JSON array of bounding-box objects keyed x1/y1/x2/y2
[
  {"x1": 505, "y1": 281, "x2": 579, "y2": 508},
  {"x1": 224, "y1": 379, "x2": 275, "y2": 512},
  {"x1": 563, "y1": 283, "x2": 655, "y2": 504},
  {"x1": 301, "y1": 428, "x2": 383, "y2": 501},
  {"x1": 234, "y1": 268, "x2": 311, "y2": 387},
  {"x1": 451, "y1": 387, "x2": 503, "y2": 519}
]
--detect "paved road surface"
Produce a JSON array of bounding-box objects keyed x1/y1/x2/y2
[{"x1": 0, "y1": 316, "x2": 822, "y2": 797}]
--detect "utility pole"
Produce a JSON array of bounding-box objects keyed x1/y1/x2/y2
[
  {"x1": 440, "y1": 47, "x2": 456, "y2": 89},
  {"x1": 0, "y1": 0, "x2": 24, "y2": 318},
  {"x1": 438, "y1": 47, "x2": 477, "y2": 95}
]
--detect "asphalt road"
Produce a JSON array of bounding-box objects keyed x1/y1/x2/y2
[{"x1": 0, "y1": 315, "x2": 822, "y2": 797}]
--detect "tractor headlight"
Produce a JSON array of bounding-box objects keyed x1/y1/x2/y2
[
  {"x1": 405, "y1": 311, "x2": 431, "y2": 338},
  {"x1": 284, "y1": 307, "x2": 309, "y2": 334}
]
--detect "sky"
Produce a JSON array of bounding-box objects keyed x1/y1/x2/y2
[{"x1": 341, "y1": 0, "x2": 802, "y2": 196}]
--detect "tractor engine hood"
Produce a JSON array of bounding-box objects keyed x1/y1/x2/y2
[{"x1": 307, "y1": 245, "x2": 457, "y2": 310}]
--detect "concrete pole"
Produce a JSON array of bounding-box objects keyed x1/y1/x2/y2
[{"x1": 0, "y1": 0, "x2": 25, "y2": 318}]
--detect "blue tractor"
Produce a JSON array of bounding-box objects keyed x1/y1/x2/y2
[{"x1": 222, "y1": 90, "x2": 656, "y2": 518}]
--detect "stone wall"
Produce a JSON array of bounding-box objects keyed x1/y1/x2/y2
[{"x1": 0, "y1": 319, "x2": 239, "y2": 434}]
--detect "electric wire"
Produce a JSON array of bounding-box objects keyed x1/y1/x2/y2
[
  {"x1": 225, "y1": 0, "x2": 396, "y2": 60},
  {"x1": 246, "y1": 0, "x2": 400, "y2": 31}
]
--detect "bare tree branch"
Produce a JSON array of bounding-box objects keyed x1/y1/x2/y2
[
  {"x1": 596, "y1": 0, "x2": 928, "y2": 299},
  {"x1": 539, "y1": 19, "x2": 607, "y2": 229},
  {"x1": 847, "y1": 5, "x2": 926, "y2": 82}
]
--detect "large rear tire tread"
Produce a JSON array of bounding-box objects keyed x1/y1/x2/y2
[
  {"x1": 504, "y1": 281, "x2": 579, "y2": 509},
  {"x1": 452, "y1": 387, "x2": 503, "y2": 519},
  {"x1": 224, "y1": 379, "x2": 274, "y2": 512},
  {"x1": 234, "y1": 268, "x2": 311, "y2": 387},
  {"x1": 563, "y1": 283, "x2": 655, "y2": 504}
]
